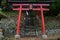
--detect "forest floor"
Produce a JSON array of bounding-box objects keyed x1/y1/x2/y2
[
  {"x1": 0, "y1": 11, "x2": 60, "y2": 40},
  {"x1": 5, "y1": 34, "x2": 60, "y2": 40}
]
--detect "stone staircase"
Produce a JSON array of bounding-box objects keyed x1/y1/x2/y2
[{"x1": 20, "y1": 15, "x2": 37, "y2": 37}]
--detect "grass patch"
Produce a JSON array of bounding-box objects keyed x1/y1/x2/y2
[{"x1": 0, "y1": 10, "x2": 8, "y2": 18}]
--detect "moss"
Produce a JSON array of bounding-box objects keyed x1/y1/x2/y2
[
  {"x1": 0, "y1": 10, "x2": 8, "y2": 18},
  {"x1": 56, "y1": 13, "x2": 60, "y2": 17}
]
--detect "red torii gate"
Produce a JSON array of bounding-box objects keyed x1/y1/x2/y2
[{"x1": 13, "y1": 4, "x2": 49, "y2": 39}]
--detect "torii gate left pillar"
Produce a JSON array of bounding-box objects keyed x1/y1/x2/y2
[{"x1": 13, "y1": 4, "x2": 49, "y2": 39}]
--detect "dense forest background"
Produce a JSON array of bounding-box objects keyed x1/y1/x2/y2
[{"x1": 0, "y1": 0, "x2": 60, "y2": 16}]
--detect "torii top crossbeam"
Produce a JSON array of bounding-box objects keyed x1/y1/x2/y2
[{"x1": 8, "y1": 0, "x2": 53, "y2": 4}]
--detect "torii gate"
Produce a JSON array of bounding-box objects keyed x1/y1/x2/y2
[{"x1": 13, "y1": 3, "x2": 49, "y2": 39}]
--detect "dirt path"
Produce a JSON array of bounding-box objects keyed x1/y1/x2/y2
[{"x1": 7, "y1": 34, "x2": 60, "y2": 40}]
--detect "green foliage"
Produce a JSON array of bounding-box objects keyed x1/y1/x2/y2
[
  {"x1": 50, "y1": 4, "x2": 56, "y2": 11},
  {"x1": 50, "y1": 0, "x2": 60, "y2": 16},
  {"x1": 1, "y1": 0, "x2": 60, "y2": 16},
  {"x1": 52, "y1": 0, "x2": 60, "y2": 9},
  {"x1": 10, "y1": 25, "x2": 16, "y2": 30},
  {"x1": 1, "y1": 0, "x2": 6, "y2": 6},
  {"x1": 0, "y1": 10, "x2": 8, "y2": 18}
]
